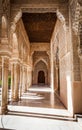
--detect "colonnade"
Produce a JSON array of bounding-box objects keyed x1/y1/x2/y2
[{"x1": 0, "y1": 57, "x2": 32, "y2": 114}]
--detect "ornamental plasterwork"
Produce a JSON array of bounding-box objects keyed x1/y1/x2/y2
[
  {"x1": 56, "y1": 10, "x2": 65, "y2": 24},
  {"x1": 71, "y1": 1, "x2": 81, "y2": 34},
  {"x1": 11, "y1": 10, "x2": 22, "y2": 33},
  {"x1": 2, "y1": 0, "x2": 10, "y2": 15}
]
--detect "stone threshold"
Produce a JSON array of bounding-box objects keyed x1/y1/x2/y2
[{"x1": 8, "y1": 105, "x2": 72, "y2": 117}]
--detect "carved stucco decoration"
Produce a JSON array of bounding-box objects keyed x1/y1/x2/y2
[
  {"x1": 56, "y1": 10, "x2": 65, "y2": 24},
  {"x1": 71, "y1": 1, "x2": 81, "y2": 34},
  {"x1": 11, "y1": 10, "x2": 22, "y2": 33},
  {"x1": 57, "y1": 10, "x2": 67, "y2": 32}
]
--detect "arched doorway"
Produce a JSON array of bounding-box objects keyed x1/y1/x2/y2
[
  {"x1": 32, "y1": 60, "x2": 49, "y2": 85},
  {"x1": 38, "y1": 71, "x2": 45, "y2": 84}
]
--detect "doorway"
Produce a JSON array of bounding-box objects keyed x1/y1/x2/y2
[{"x1": 38, "y1": 71, "x2": 45, "y2": 84}]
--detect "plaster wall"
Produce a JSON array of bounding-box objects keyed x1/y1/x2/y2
[{"x1": 51, "y1": 19, "x2": 73, "y2": 113}]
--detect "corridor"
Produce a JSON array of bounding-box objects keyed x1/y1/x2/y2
[{"x1": 0, "y1": 2, "x2": 82, "y2": 130}]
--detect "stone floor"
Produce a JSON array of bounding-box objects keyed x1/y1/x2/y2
[
  {"x1": 9, "y1": 86, "x2": 65, "y2": 109},
  {"x1": 9, "y1": 91, "x2": 65, "y2": 109},
  {"x1": 0, "y1": 115, "x2": 82, "y2": 130},
  {"x1": 8, "y1": 86, "x2": 74, "y2": 117},
  {"x1": 8, "y1": 86, "x2": 70, "y2": 116},
  {"x1": 0, "y1": 86, "x2": 82, "y2": 129}
]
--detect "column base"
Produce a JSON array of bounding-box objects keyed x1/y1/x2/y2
[
  {"x1": 1, "y1": 105, "x2": 8, "y2": 114},
  {"x1": 11, "y1": 97, "x2": 19, "y2": 102}
]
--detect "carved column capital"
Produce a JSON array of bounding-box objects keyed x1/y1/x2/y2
[{"x1": 56, "y1": 10, "x2": 65, "y2": 24}]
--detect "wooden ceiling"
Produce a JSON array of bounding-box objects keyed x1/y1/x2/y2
[{"x1": 22, "y1": 13, "x2": 57, "y2": 43}]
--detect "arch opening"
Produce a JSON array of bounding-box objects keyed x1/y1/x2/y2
[{"x1": 32, "y1": 60, "x2": 49, "y2": 85}]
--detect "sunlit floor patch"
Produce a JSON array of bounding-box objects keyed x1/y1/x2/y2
[{"x1": 21, "y1": 92, "x2": 44, "y2": 100}]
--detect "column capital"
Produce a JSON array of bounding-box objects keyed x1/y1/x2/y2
[{"x1": 1, "y1": 56, "x2": 9, "y2": 68}]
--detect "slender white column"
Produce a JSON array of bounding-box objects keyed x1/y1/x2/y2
[
  {"x1": 30, "y1": 70, "x2": 32, "y2": 87},
  {"x1": 0, "y1": 66, "x2": 2, "y2": 85},
  {"x1": 1, "y1": 57, "x2": 8, "y2": 114},
  {"x1": 11, "y1": 62, "x2": 20, "y2": 101},
  {"x1": 50, "y1": 42, "x2": 54, "y2": 92},
  {"x1": 24, "y1": 68, "x2": 27, "y2": 92},
  {"x1": 22, "y1": 66, "x2": 25, "y2": 93},
  {"x1": 55, "y1": 65, "x2": 59, "y2": 91},
  {"x1": 26, "y1": 67, "x2": 28, "y2": 90},
  {"x1": 27, "y1": 68, "x2": 30, "y2": 88},
  {"x1": 11, "y1": 63, "x2": 14, "y2": 100},
  {"x1": 23, "y1": 67, "x2": 27, "y2": 92},
  {"x1": 19, "y1": 65, "x2": 22, "y2": 98},
  {"x1": 13, "y1": 63, "x2": 19, "y2": 101},
  {"x1": 0, "y1": 12, "x2": 1, "y2": 40}
]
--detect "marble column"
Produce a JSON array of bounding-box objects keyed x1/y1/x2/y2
[
  {"x1": 11, "y1": 63, "x2": 20, "y2": 101},
  {"x1": 24, "y1": 68, "x2": 27, "y2": 92},
  {"x1": 23, "y1": 67, "x2": 27, "y2": 92},
  {"x1": 13, "y1": 63, "x2": 20, "y2": 101},
  {"x1": 26, "y1": 67, "x2": 28, "y2": 90},
  {"x1": 22, "y1": 66, "x2": 25, "y2": 93},
  {"x1": 19, "y1": 65, "x2": 22, "y2": 98},
  {"x1": 0, "y1": 57, "x2": 2, "y2": 86},
  {"x1": 27, "y1": 67, "x2": 31, "y2": 89},
  {"x1": 0, "y1": 67, "x2": 1, "y2": 86},
  {"x1": 29, "y1": 69, "x2": 32, "y2": 87},
  {"x1": 0, "y1": 11, "x2": 1, "y2": 41},
  {"x1": 1, "y1": 57, "x2": 9, "y2": 114},
  {"x1": 50, "y1": 42, "x2": 54, "y2": 92},
  {"x1": 28, "y1": 69, "x2": 31, "y2": 88},
  {"x1": 11, "y1": 63, "x2": 14, "y2": 100}
]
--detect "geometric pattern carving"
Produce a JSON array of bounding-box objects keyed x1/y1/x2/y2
[{"x1": 71, "y1": 1, "x2": 80, "y2": 34}]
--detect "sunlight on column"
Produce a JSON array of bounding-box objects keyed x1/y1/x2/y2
[
  {"x1": 67, "y1": 75, "x2": 73, "y2": 115},
  {"x1": 12, "y1": 33, "x2": 18, "y2": 53},
  {"x1": 2, "y1": 16, "x2": 7, "y2": 37},
  {"x1": 50, "y1": 92, "x2": 55, "y2": 107},
  {"x1": 2, "y1": 16, "x2": 7, "y2": 29},
  {"x1": 13, "y1": 33, "x2": 18, "y2": 43}
]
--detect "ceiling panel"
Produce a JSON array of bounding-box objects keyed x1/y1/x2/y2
[{"x1": 22, "y1": 13, "x2": 57, "y2": 43}]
